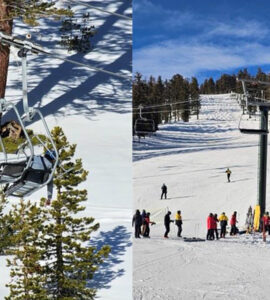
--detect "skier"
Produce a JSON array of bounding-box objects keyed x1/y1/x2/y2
[
  {"x1": 218, "y1": 212, "x2": 228, "y2": 238},
  {"x1": 225, "y1": 168, "x2": 231, "y2": 182},
  {"x1": 161, "y1": 183, "x2": 167, "y2": 199},
  {"x1": 141, "y1": 209, "x2": 147, "y2": 234},
  {"x1": 230, "y1": 211, "x2": 238, "y2": 235},
  {"x1": 213, "y1": 213, "x2": 219, "y2": 240},
  {"x1": 1, "y1": 150, "x2": 56, "y2": 205},
  {"x1": 206, "y1": 213, "x2": 215, "y2": 240},
  {"x1": 261, "y1": 212, "x2": 270, "y2": 235},
  {"x1": 164, "y1": 211, "x2": 174, "y2": 238},
  {"x1": 142, "y1": 212, "x2": 156, "y2": 238},
  {"x1": 132, "y1": 209, "x2": 142, "y2": 238},
  {"x1": 175, "y1": 210, "x2": 183, "y2": 237}
]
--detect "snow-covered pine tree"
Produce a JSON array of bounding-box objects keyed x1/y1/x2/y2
[
  {"x1": 42, "y1": 126, "x2": 110, "y2": 299},
  {"x1": 5, "y1": 200, "x2": 48, "y2": 299}
]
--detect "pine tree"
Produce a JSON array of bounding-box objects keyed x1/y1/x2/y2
[
  {"x1": 6, "y1": 200, "x2": 48, "y2": 299},
  {"x1": 42, "y1": 126, "x2": 110, "y2": 299},
  {"x1": 5, "y1": 127, "x2": 110, "y2": 299},
  {"x1": 0, "y1": 193, "x2": 13, "y2": 254},
  {"x1": 189, "y1": 77, "x2": 200, "y2": 120},
  {"x1": 0, "y1": 0, "x2": 72, "y2": 97},
  {"x1": 207, "y1": 77, "x2": 215, "y2": 94}
]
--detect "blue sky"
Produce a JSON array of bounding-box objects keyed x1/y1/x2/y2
[{"x1": 133, "y1": 0, "x2": 270, "y2": 83}]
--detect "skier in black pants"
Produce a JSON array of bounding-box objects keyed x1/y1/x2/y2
[
  {"x1": 132, "y1": 209, "x2": 142, "y2": 238},
  {"x1": 175, "y1": 210, "x2": 183, "y2": 237},
  {"x1": 225, "y1": 168, "x2": 231, "y2": 182},
  {"x1": 164, "y1": 211, "x2": 174, "y2": 238},
  {"x1": 161, "y1": 183, "x2": 167, "y2": 199}
]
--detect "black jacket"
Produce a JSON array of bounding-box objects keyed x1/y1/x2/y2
[{"x1": 164, "y1": 213, "x2": 172, "y2": 226}]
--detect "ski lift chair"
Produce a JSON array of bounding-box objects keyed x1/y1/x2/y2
[
  {"x1": 238, "y1": 112, "x2": 269, "y2": 135},
  {"x1": 2, "y1": 109, "x2": 59, "y2": 198},
  {"x1": 134, "y1": 118, "x2": 155, "y2": 136}
]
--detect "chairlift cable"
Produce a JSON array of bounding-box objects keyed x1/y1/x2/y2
[
  {"x1": 0, "y1": 32, "x2": 131, "y2": 81},
  {"x1": 66, "y1": 0, "x2": 132, "y2": 21}
]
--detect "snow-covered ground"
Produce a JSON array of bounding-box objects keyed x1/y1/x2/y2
[
  {"x1": 0, "y1": 1, "x2": 132, "y2": 299},
  {"x1": 133, "y1": 94, "x2": 270, "y2": 300}
]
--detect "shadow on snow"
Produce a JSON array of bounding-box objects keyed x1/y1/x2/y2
[{"x1": 87, "y1": 225, "x2": 132, "y2": 290}]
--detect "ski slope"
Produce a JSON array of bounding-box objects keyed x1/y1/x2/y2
[
  {"x1": 0, "y1": 1, "x2": 132, "y2": 299},
  {"x1": 133, "y1": 94, "x2": 270, "y2": 300}
]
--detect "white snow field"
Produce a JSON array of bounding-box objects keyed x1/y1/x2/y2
[
  {"x1": 0, "y1": 1, "x2": 132, "y2": 299},
  {"x1": 133, "y1": 94, "x2": 270, "y2": 300}
]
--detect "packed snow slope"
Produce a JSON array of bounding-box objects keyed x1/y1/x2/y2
[
  {"x1": 0, "y1": 1, "x2": 132, "y2": 299},
  {"x1": 133, "y1": 94, "x2": 270, "y2": 300}
]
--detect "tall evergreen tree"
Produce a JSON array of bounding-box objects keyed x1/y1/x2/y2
[
  {"x1": 5, "y1": 127, "x2": 110, "y2": 299},
  {"x1": 0, "y1": 193, "x2": 13, "y2": 254},
  {"x1": 6, "y1": 200, "x2": 48, "y2": 299},
  {"x1": 189, "y1": 77, "x2": 200, "y2": 119},
  {"x1": 42, "y1": 127, "x2": 110, "y2": 299}
]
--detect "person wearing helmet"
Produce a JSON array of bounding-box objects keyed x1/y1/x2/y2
[
  {"x1": 218, "y1": 212, "x2": 228, "y2": 238},
  {"x1": 161, "y1": 183, "x2": 167, "y2": 199},
  {"x1": 29, "y1": 150, "x2": 56, "y2": 205},
  {"x1": 175, "y1": 210, "x2": 183, "y2": 237},
  {"x1": 164, "y1": 211, "x2": 174, "y2": 238}
]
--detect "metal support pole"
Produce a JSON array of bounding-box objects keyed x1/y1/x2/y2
[{"x1": 258, "y1": 107, "x2": 268, "y2": 217}]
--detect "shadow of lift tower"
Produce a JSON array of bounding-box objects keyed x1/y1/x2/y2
[{"x1": 237, "y1": 78, "x2": 270, "y2": 219}]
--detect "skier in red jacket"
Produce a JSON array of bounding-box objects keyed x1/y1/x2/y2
[
  {"x1": 230, "y1": 211, "x2": 238, "y2": 236},
  {"x1": 261, "y1": 212, "x2": 270, "y2": 234},
  {"x1": 206, "y1": 213, "x2": 215, "y2": 240}
]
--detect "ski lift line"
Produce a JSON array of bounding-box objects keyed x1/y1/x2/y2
[
  {"x1": 133, "y1": 104, "x2": 240, "y2": 114},
  {"x1": 133, "y1": 100, "x2": 193, "y2": 110},
  {"x1": 237, "y1": 78, "x2": 270, "y2": 87},
  {"x1": 66, "y1": 0, "x2": 132, "y2": 21},
  {"x1": 0, "y1": 32, "x2": 130, "y2": 81}
]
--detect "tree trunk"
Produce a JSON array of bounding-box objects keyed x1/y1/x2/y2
[{"x1": 0, "y1": 0, "x2": 13, "y2": 98}]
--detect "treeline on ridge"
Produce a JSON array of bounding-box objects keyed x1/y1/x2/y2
[{"x1": 133, "y1": 68, "x2": 270, "y2": 133}]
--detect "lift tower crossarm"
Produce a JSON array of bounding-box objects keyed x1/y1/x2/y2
[{"x1": 237, "y1": 78, "x2": 270, "y2": 87}]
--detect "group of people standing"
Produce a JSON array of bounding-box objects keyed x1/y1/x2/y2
[
  {"x1": 164, "y1": 210, "x2": 182, "y2": 238},
  {"x1": 132, "y1": 209, "x2": 182, "y2": 239},
  {"x1": 132, "y1": 209, "x2": 156, "y2": 238},
  {"x1": 207, "y1": 211, "x2": 238, "y2": 240}
]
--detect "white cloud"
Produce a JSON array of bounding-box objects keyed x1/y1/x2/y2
[
  {"x1": 133, "y1": 40, "x2": 270, "y2": 79},
  {"x1": 207, "y1": 20, "x2": 269, "y2": 39}
]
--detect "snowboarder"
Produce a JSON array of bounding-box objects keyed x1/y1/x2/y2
[
  {"x1": 142, "y1": 212, "x2": 156, "y2": 237},
  {"x1": 230, "y1": 211, "x2": 238, "y2": 235},
  {"x1": 218, "y1": 212, "x2": 228, "y2": 238},
  {"x1": 164, "y1": 211, "x2": 174, "y2": 238},
  {"x1": 175, "y1": 210, "x2": 183, "y2": 237},
  {"x1": 132, "y1": 209, "x2": 142, "y2": 238},
  {"x1": 225, "y1": 168, "x2": 231, "y2": 182},
  {"x1": 213, "y1": 213, "x2": 219, "y2": 240},
  {"x1": 206, "y1": 213, "x2": 215, "y2": 240},
  {"x1": 161, "y1": 183, "x2": 167, "y2": 199}
]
